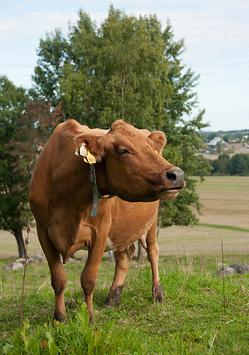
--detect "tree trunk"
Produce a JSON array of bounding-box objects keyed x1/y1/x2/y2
[{"x1": 14, "y1": 228, "x2": 26, "y2": 258}]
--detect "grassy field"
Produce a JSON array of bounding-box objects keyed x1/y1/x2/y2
[
  {"x1": 1, "y1": 256, "x2": 249, "y2": 354},
  {"x1": 1, "y1": 176, "x2": 249, "y2": 353},
  {"x1": 196, "y1": 176, "x2": 249, "y2": 229}
]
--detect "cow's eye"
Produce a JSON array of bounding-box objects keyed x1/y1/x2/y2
[{"x1": 116, "y1": 146, "x2": 131, "y2": 155}]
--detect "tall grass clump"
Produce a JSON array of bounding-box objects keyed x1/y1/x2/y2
[{"x1": 2, "y1": 304, "x2": 144, "y2": 354}]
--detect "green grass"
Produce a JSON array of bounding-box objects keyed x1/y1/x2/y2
[
  {"x1": 196, "y1": 176, "x2": 249, "y2": 193},
  {"x1": 200, "y1": 223, "x2": 249, "y2": 233},
  {"x1": 1, "y1": 256, "x2": 249, "y2": 354}
]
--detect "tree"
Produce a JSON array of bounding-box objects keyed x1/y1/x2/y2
[
  {"x1": 32, "y1": 30, "x2": 70, "y2": 107},
  {"x1": 0, "y1": 75, "x2": 62, "y2": 257},
  {"x1": 0, "y1": 76, "x2": 29, "y2": 257},
  {"x1": 211, "y1": 153, "x2": 231, "y2": 175},
  {"x1": 31, "y1": 7, "x2": 210, "y2": 226},
  {"x1": 230, "y1": 154, "x2": 249, "y2": 176}
]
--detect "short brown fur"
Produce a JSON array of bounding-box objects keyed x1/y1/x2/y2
[{"x1": 29, "y1": 119, "x2": 184, "y2": 321}]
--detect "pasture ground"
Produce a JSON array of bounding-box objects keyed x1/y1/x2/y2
[
  {"x1": 1, "y1": 176, "x2": 249, "y2": 353},
  {"x1": 1, "y1": 256, "x2": 249, "y2": 354}
]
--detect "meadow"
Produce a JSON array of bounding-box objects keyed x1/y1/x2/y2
[{"x1": 1, "y1": 176, "x2": 249, "y2": 354}]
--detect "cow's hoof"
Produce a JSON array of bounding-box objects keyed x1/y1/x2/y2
[
  {"x1": 105, "y1": 285, "x2": 124, "y2": 306},
  {"x1": 152, "y1": 284, "x2": 164, "y2": 303},
  {"x1": 53, "y1": 310, "x2": 67, "y2": 322}
]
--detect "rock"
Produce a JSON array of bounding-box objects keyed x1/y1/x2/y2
[
  {"x1": 27, "y1": 257, "x2": 35, "y2": 264},
  {"x1": 5, "y1": 262, "x2": 24, "y2": 271},
  {"x1": 15, "y1": 258, "x2": 26, "y2": 264},
  {"x1": 216, "y1": 266, "x2": 236, "y2": 277},
  {"x1": 230, "y1": 263, "x2": 249, "y2": 274},
  {"x1": 67, "y1": 257, "x2": 80, "y2": 264},
  {"x1": 34, "y1": 252, "x2": 45, "y2": 263},
  {"x1": 15, "y1": 257, "x2": 36, "y2": 264}
]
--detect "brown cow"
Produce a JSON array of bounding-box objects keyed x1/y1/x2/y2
[
  {"x1": 71, "y1": 131, "x2": 175, "y2": 320},
  {"x1": 29, "y1": 119, "x2": 184, "y2": 321}
]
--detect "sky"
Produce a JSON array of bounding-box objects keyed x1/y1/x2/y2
[{"x1": 1, "y1": 0, "x2": 249, "y2": 131}]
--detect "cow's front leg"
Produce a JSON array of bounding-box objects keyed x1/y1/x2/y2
[
  {"x1": 146, "y1": 219, "x2": 164, "y2": 303},
  {"x1": 106, "y1": 244, "x2": 135, "y2": 306},
  {"x1": 81, "y1": 230, "x2": 108, "y2": 322}
]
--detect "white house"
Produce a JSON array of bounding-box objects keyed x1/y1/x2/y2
[{"x1": 208, "y1": 137, "x2": 227, "y2": 152}]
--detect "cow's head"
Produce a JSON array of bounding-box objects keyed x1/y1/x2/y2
[{"x1": 74, "y1": 120, "x2": 185, "y2": 202}]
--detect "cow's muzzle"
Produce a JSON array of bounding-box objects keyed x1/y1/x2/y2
[
  {"x1": 165, "y1": 167, "x2": 185, "y2": 189},
  {"x1": 156, "y1": 167, "x2": 185, "y2": 200}
]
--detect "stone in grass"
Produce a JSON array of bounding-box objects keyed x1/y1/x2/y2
[
  {"x1": 15, "y1": 257, "x2": 36, "y2": 264},
  {"x1": 216, "y1": 266, "x2": 237, "y2": 277},
  {"x1": 216, "y1": 263, "x2": 249, "y2": 277},
  {"x1": 5, "y1": 262, "x2": 24, "y2": 271},
  {"x1": 15, "y1": 258, "x2": 26, "y2": 264},
  {"x1": 229, "y1": 264, "x2": 249, "y2": 274},
  {"x1": 34, "y1": 252, "x2": 46, "y2": 263}
]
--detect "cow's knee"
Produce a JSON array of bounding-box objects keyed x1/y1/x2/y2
[
  {"x1": 81, "y1": 274, "x2": 96, "y2": 296},
  {"x1": 51, "y1": 276, "x2": 67, "y2": 295}
]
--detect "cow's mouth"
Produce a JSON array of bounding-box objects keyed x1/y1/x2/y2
[
  {"x1": 164, "y1": 186, "x2": 183, "y2": 192},
  {"x1": 156, "y1": 185, "x2": 184, "y2": 200}
]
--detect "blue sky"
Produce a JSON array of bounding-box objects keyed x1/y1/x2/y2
[{"x1": 1, "y1": 0, "x2": 249, "y2": 131}]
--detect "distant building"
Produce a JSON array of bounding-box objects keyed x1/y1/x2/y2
[{"x1": 208, "y1": 137, "x2": 227, "y2": 153}]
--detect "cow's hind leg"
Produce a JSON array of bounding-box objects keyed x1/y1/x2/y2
[
  {"x1": 106, "y1": 244, "x2": 135, "y2": 306},
  {"x1": 81, "y1": 230, "x2": 108, "y2": 322},
  {"x1": 146, "y1": 219, "x2": 164, "y2": 303},
  {"x1": 36, "y1": 222, "x2": 67, "y2": 321}
]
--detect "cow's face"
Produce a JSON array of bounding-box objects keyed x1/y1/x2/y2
[{"x1": 74, "y1": 120, "x2": 185, "y2": 202}]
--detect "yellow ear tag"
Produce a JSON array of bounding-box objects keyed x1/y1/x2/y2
[
  {"x1": 83, "y1": 150, "x2": 96, "y2": 164},
  {"x1": 75, "y1": 143, "x2": 96, "y2": 164}
]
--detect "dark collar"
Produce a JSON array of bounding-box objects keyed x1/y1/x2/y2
[{"x1": 89, "y1": 164, "x2": 113, "y2": 217}]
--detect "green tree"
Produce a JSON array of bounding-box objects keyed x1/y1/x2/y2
[
  {"x1": 0, "y1": 75, "x2": 62, "y2": 257},
  {"x1": 230, "y1": 154, "x2": 249, "y2": 176},
  {"x1": 211, "y1": 153, "x2": 231, "y2": 175},
  {"x1": 31, "y1": 7, "x2": 210, "y2": 226},
  {"x1": 0, "y1": 76, "x2": 29, "y2": 257},
  {"x1": 32, "y1": 29, "x2": 70, "y2": 107}
]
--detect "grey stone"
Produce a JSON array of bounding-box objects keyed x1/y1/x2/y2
[
  {"x1": 67, "y1": 257, "x2": 80, "y2": 263},
  {"x1": 216, "y1": 266, "x2": 236, "y2": 277},
  {"x1": 230, "y1": 263, "x2": 249, "y2": 274},
  {"x1": 15, "y1": 258, "x2": 26, "y2": 264},
  {"x1": 5, "y1": 262, "x2": 24, "y2": 271},
  {"x1": 34, "y1": 253, "x2": 45, "y2": 262}
]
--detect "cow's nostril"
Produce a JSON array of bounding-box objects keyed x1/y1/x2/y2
[{"x1": 166, "y1": 171, "x2": 177, "y2": 182}]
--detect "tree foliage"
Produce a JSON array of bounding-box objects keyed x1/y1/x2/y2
[
  {"x1": 0, "y1": 76, "x2": 29, "y2": 257},
  {"x1": 211, "y1": 153, "x2": 249, "y2": 176},
  {"x1": 230, "y1": 154, "x2": 249, "y2": 175},
  {"x1": 0, "y1": 75, "x2": 63, "y2": 257},
  {"x1": 211, "y1": 153, "x2": 231, "y2": 175},
  {"x1": 31, "y1": 7, "x2": 209, "y2": 225}
]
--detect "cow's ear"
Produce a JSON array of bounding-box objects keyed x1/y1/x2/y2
[
  {"x1": 148, "y1": 131, "x2": 167, "y2": 154},
  {"x1": 140, "y1": 128, "x2": 150, "y2": 137},
  {"x1": 74, "y1": 134, "x2": 104, "y2": 163}
]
